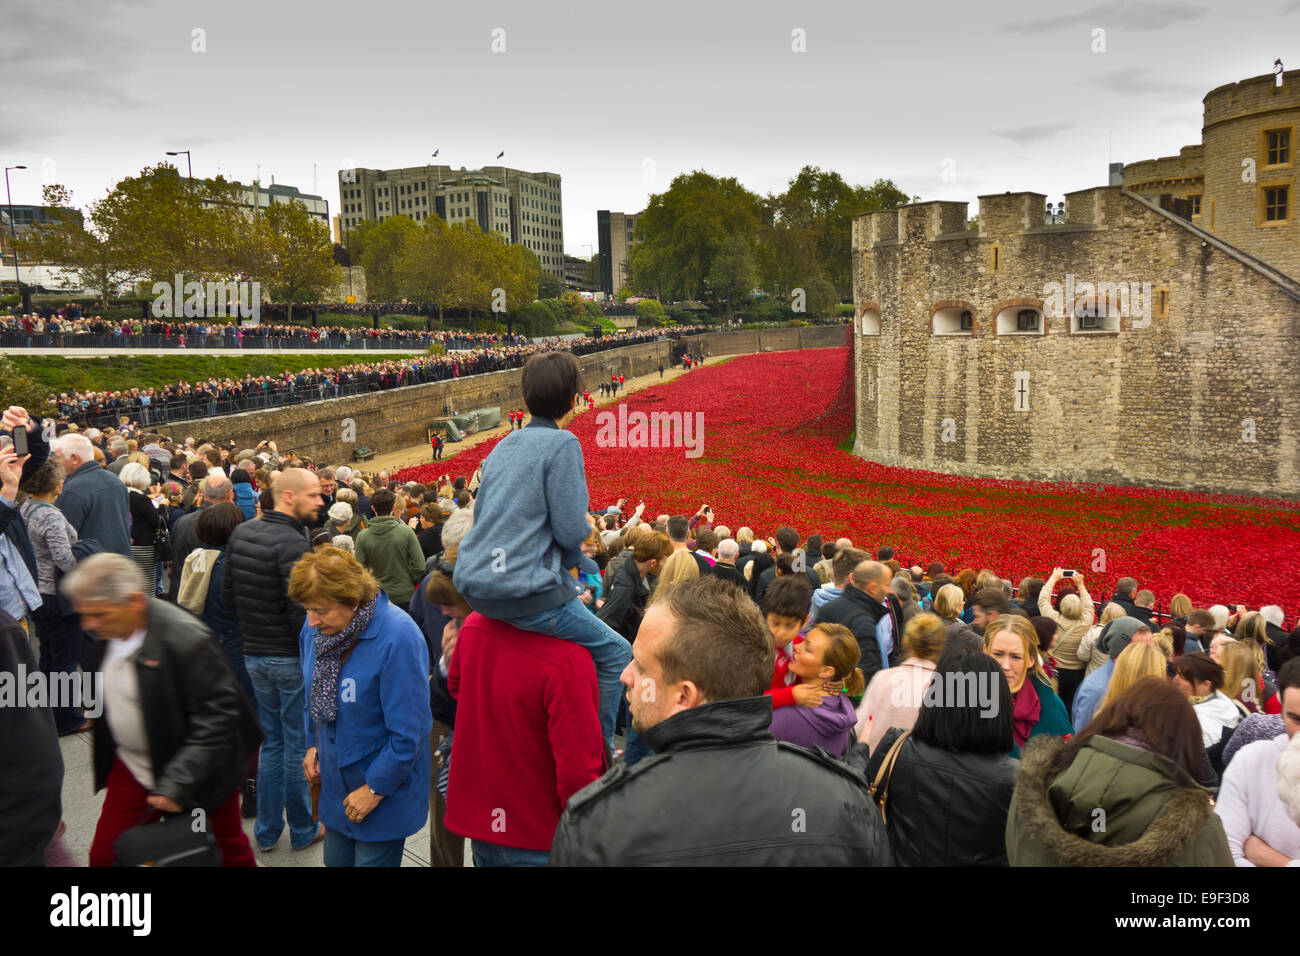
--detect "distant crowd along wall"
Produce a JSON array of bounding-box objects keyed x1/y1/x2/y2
[{"x1": 166, "y1": 325, "x2": 845, "y2": 463}]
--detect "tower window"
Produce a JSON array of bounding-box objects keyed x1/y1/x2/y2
[
  {"x1": 1265, "y1": 128, "x2": 1291, "y2": 166},
  {"x1": 1263, "y1": 185, "x2": 1290, "y2": 223}
]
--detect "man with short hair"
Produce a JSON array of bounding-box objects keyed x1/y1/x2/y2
[
  {"x1": 818, "y1": 560, "x2": 899, "y2": 682},
  {"x1": 222, "y1": 467, "x2": 323, "y2": 853},
  {"x1": 1215, "y1": 659, "x2": 1300, "y2": 865},
  {"x1": 53, "y1": 431, "x2": 132, "y2": 557},
  {"x1": 1111, "y1": 577, "x2": 1140, "y2": 618},
  {"x1": 551, "y1": 577, "x2": 893, "y2": 866},
  {"x1": 1184, "y1": 609, "x2": 1214, "y2": 653},
  {"x1": 1131, "y1": 589, "x2": 1156, "y2": 628},
  {"x1": 971, "y1": 587, "x2": 1013, "y2": 635},
  {"x1": 68, "y1": 553, "x2": 262, "y2": 866},
  {"x1": 755, "y1": 526, "x2": 819, "y2": 603},
  {"x1": 105, "y1": 436, "x2": 130, "y2": 475},
  {"x1": 810, "y1": 547, "x2": 869, "y2": 621},
  {"x1": 168, "y1": 453, "x2": 191, "y2": 488}
]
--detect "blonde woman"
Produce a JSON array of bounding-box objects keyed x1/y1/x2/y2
[
  {"x1": 1219, "y1": 639, "x2": 1279, "y2": 714},
  {"x1": 650, "y1": 549, "x2": 700, "y2": 605},
  {"x1": 1097, "y1": 643, "x2": 1167, "y2": 715},
  {"x1": 1168, "y1": 592, "x2": 1193, "y2": 626},
  {"x1": 985, "y1": 615, "x2": 1074, "y2": 751},
  {"x1": 1077, "y1": 602, "x2": 1126, "y2": 675},
  {"x1": 1231, "y1": 612, "x2": 1276, "y2": 683},
  {"x1": 855, "y1": 612, "x2": 946, "y2": 753}
]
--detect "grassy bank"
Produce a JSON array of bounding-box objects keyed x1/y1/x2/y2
[{"x1": 9, "y1": 354, "x2": 423, "y2": 396}]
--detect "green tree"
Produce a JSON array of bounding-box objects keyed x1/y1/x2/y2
[
  {"x1": 357, "y1": 216, "x2": 421, "y2": 301},
  {"x1": 538, "y1": 270, "x2": 562, "y2": 300},
  {"x1": 0, "y1": 356, "x2": 54, "y2": 416},
  {"x1": 636, "y1": 298, "x2": 666, "y2": 326},
  {"x1": 258, "y1": 200, "x2": 339, "y2": 321},
  {"x1": 707, "y1": 235, "x2": 759, "y2": 317},
  {"x1": 629, "y1": 170, "x2": 763, "y2": 301},
  {"x1": 14, "y1": 184, "x2": 137, "y2": 301}
]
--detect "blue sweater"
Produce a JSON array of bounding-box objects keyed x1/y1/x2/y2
[{"x1": 453, "y1": 417, "x2": 590, "y2": 618}]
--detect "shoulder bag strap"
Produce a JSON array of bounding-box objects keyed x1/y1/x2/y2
[{"x1": 869, "y1": 729, "x2": 912, "y2": 825}]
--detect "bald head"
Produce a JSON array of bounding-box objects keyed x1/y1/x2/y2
[
  {"x1": 201, "y1": 474, "x2": 233, "y2": 503},
  {"x1": 850, "y1": 560, "x2": 890, "y2": 599},
  {"x1": 274, "y1": 467, "x2": 323, "y2": 524}
]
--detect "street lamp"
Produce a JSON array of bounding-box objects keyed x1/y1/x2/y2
[
  {"x1": 165, "y1": 150, "x2": 192, "y2": 178},
  {"x1": 4, "y1": 165, "x2": 27, "y2": 305}
]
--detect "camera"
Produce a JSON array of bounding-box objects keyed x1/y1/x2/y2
[{"x1": 1062, "y1": 569, "x2": 1075, "y2": 577}]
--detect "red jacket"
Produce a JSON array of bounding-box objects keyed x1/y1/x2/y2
[
  {"x1": 766, "y1": 635, "x2": 803, "y2": 710},
  {"x1": 445, "y1": 613, "x2": 605, "y2": 850}
]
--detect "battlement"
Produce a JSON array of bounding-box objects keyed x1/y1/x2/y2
[
  {"x1": 1123, "y1": 144, "x2": 1204, "y2": 186},
  {"x1": 1204, "y1": 68, "x2": 1300, "y2": 126},
  {"x1": 976, "y1": 191, "x2": 1046, "y2": 235}
]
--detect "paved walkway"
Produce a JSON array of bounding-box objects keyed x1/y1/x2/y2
[{"x1": 364, "y1": 355, "x2": 731, "y2": 475}]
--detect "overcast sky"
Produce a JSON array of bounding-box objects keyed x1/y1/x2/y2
[{"x1": 1, "y1": 0, "x2": 1295, "y2": 256}]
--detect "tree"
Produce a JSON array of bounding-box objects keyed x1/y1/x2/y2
[
  {"x1": 259, "y1": 200, "x2": 340, "y2": 322},
  {"x1": 636, "y1": 298, "x2": 666, "y2": 326},
  {"x1": 629, "y1": 170, "x2": 763, "y2": 301},
  {"x1": 15, "y1": 184, "x2": 137, "y2": 301},
  {"x1": 397, "y1": 215, "x2": 454, "y2": 320},
  {"x1": 0, "y1": 357, "x2": 54, "y2": 416},
  {"x1": 707, "y1": 236, "x2": 758, "y2": 317},
  {"x1": 538, "y1": 270, "x2": 562, "y2": 300},
  {"x1": 357, "y1": 216, "x2": 421, "y2": 301}
]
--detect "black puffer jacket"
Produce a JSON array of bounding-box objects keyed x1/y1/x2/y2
[
  {"x1": 551, "y1": 696, "x2": 894, "y2": 866},
  {"x1": 92, "y1": 600, "x2": 263, "y2": 810},
  {"x1": 221, "y1": 511, "x2": 310, "y2": 656},
  {"x1": 819, "y1": 586, "x2": 899, "y2": 685},
  {"x1": 857, "y1": 727, "x2": 1018, "y2": 866}
]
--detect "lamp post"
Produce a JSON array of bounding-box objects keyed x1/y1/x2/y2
[
  {"x1": 165, "y1": 149, "x2": 192, "y2": 179},
  {"x1": 4, "y1": 165, "x2": 27, "y2": 305}
]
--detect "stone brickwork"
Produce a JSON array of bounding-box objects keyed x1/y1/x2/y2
[
  {"x1": 163, "y1": 325, "x2": 845, "y2": 463},
  {"x1": 1123, "y1": 69, "x2": 1299, "y2": 280},
  {"x1": 852, "y1": 186, "x2": 1300, "y2": 498}
]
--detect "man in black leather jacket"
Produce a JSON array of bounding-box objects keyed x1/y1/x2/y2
[
  {"x1": 551, "y1": 577, "x2": 893, "y2": 867},
  {"x1": 64, "y1": 553, "x2": 263, "y2": 866}
]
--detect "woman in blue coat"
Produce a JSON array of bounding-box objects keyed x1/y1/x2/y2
[{"x1": 292, "y1": 547, "x2": 431, "y2": 867}]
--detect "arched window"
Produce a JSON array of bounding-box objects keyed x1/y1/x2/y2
[
  {"x1": 858, "y1": 306, "x2": 881, "y2": 337},
  {"x1": 1071, "y1": 294, "x2": 1121, "y2": 333},
  {"x1": 932, "y1": 305, "x2": 975, "y2": 336},
  {"x1": 995, "y1": 304, "x2": 1044, "y2": 336}
]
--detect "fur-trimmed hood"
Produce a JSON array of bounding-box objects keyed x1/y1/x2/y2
[{"x1": 1008, "y1": 735, "x2": 1226, "y2": 867}]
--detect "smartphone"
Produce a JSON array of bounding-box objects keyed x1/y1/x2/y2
[
  {"x1": 1062, "y1": 569, "x2": 1075, "y2": 577},
  {"x1": 12, "y1": 428, "x2": 28, "y2": 457}
]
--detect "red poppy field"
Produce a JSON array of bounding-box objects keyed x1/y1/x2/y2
[{"x1": 396, "y1": 347, "x2": 1300, "y2": 618}]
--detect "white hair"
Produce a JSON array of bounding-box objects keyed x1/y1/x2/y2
[
  {"x1": 718, "y1": 538, "x2": 740, "y2": 560},
  {"x1": 751, "y1": 540, "x2": 767, "y2": 554},
  {"x1": 53, "y1": 432, "x2": 94, "y2": 462},
  {"x1": 1261, "y1": 605, "x2": 1285, "y2": 628},
  {"x1": 331, "y1": 534, "x2": 355, "y2": 554},
  {"x1": 1208, "y1": 605, "x2": 1230, "y2": 630},
  {"x1": 335, "y1": 465, "x2": 353, "y2": 483},
  {"x1": 835, "y1": 537, "x2": 852, "y2": 550},
  {"x1": 441, "y1": 507, "x2": 474, "y2": 552},
  {"x1": 119, "y1": 462, "x2": 151, "y2": 490}
]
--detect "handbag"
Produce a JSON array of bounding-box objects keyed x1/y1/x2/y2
[
  {"x1": 868, "y1": 729, "x2": 912, "y2": 825},
  {"x1": 113, "y1": 811, "x2": 221, "y2": 867},
  {"x1": 152, "y1": 507, "x2": 172, "y2": 562}
]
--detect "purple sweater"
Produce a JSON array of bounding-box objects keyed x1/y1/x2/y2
[{"x1": 769, "y1": 691, "x2": 859, "y2": 757}]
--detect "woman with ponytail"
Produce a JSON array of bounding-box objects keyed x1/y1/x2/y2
[
  {"x1": 769, "y1": 622, "x2": 863, "y2": 757},
  {"x1": 855, "y1": 612, "x2": 946, "y2": 753}
]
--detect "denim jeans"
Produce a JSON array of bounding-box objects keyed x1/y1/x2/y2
[
  {"x1": 623, "y1": 727, "x2": 654, "y2": 767},
  {"x1": 244, "y1": 655, "x2": 317, "y2": 850},
  {"x1": 323, "y1": 830, "x2": 405, "y2": 867},
  {"x1": 506, "y1": 597, "x2": 632, "y2": 741},
  {"x1": 471, "y1": 840, "x2": 550, "y2": 867}
]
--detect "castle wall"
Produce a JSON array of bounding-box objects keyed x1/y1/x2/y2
[{"x1": 852, "y1": 187, "x2": 1300, "y2": 498}]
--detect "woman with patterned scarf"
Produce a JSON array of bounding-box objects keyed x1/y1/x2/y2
[{"x1": 291, "y1": 547, "x2": 432, "y2": 867}]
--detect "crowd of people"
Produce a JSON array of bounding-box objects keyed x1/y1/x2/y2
[
  {"x1": 3, "y1": 348, "x2": 1298, "y2": 869},
  {"x1": 41, "y1": 326, "x2": 706, "y2": 429}
]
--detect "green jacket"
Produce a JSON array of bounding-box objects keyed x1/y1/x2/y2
[
  {"x1": 1006, "y1": 734, "x2": 1233, "y2": 866},
  {"x1": 354, "y1": 516, "x2": 426, "y2": 606}
]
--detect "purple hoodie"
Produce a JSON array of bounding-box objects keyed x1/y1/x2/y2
[{"x1": 769, "y1": 691, "x2": 859, "y2": 757}]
